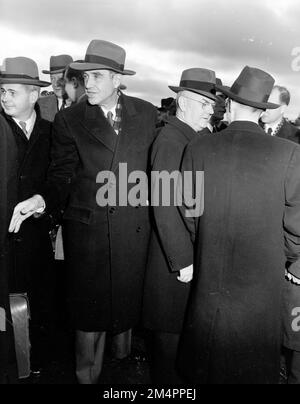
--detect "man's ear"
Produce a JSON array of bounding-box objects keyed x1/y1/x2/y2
[
  {"x1": 30, "y1": 89, "x2": 39, "y2": 105},
  {"x1": 112, "y1": 74, "x2": 121, "y2": 89},
  {"x1": 178, "y1": 95, "x2": 186, "y2": 112}
]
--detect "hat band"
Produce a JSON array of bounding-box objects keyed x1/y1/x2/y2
[
  {"x1": 85, "y1": 54, "x2": 124, "y2": 71},
  {"x1": 231, "y1": 83, "x2": 269, "y2": 103},
  {"x1": 180, "y1": 80, "x2": 216, "y2": 94},
  {"x1": 0, "y1": 73, "x2": 39, "y2": 80},
  {"x1": 50, "y1": 66, "x2": 67, "y2": 72}
]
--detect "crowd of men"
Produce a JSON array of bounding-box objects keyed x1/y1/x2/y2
[{"x1": 1, "y1": 38, "x2": 300, "y2": 384}]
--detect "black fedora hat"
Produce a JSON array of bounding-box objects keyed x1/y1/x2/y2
[
  {"x1": 42, "y1": 54, "x2": 73, "y2": 74},
  {"x1": 0, "y1": 57, "x2": 50, "y2": 87},
  {"x1": 216, "y1": 66, "x2": 279, "y2": 109},
  {"x1": 169, "y1": 68, "x2": 217, "y2": 101},
  {"x1": 70, "y1": 40, "x2": 135, "y2": 76}
]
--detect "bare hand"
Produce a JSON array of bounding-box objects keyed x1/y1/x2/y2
[
  {"x1": 177, "y1": 264, "x2": 193, "y2": 283},
  {"x1": 9, "y1": 195, "x2": 45, "y2": 233}
]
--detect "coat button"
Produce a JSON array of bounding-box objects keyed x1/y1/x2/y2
[
  {"x1": 15, "y1": 236, "x2": 22, "y2": 243},
  {"x1": 109, "y1": 207, "x2": 116, "y2": 214},
  {"x1": 136, "y1": 226, "x2": 142, "y2": 233}
]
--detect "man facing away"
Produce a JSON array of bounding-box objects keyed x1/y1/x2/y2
[
  {"x1": 143, "y1": 68, "x2": 217, "y2": 383},
  {"x1": 9, "y1": 39, "x2": 157, "y2": 384},
  {"x1": 177, "y1": 66, "x2": 300, "y2": 384}
]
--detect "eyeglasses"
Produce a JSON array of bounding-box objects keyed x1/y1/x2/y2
[{"x1": 182, "y1": 95, "x2": 216, "y2": 110}]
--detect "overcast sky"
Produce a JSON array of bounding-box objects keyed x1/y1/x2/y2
[{"x1": 1, "y1": 0, "x2": 300, "y2": 118}]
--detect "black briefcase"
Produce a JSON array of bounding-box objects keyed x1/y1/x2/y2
[{"x1": 9, "y1": 294, "x2": 31, "y2": 379}]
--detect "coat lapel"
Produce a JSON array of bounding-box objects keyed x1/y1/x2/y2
[
  {"x1": 111, "y1": 94, "x2": 141, "y2": 173},
  {"x1": 81, "y1": 102, "x2": 117, "y2": 153}
]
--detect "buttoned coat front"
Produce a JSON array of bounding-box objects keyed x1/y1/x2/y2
[
  {"x1": 178, "y1": 121, "x2": 300, "y2": 384},
  {"x1": 42, "y1": 95, "x2": 157, "y2": 332}
]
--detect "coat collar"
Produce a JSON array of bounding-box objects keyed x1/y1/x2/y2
[
  {"x1": 227, "y1": 120, "x2": 266, "y2": 134},
  {"x1": 82, "y1": 100, "x2": 117, "y2": 152},
  {"x1": 166, "y1": 116, "x2": 197, "y2": 142}
]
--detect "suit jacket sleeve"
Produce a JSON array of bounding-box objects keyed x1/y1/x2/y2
[
  {"x1": 151, "y1": 137, "x2": 193, "y2": 272},
  {"x1": 284, "y1": 145, "x2": 300, "y2": 276},
  {"x1": 39, "y1": 111, "x2": 79, "y2": 213}
]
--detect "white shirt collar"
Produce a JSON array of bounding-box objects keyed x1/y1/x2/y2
[
  {"x1": 101, "y1": 103, "x2": 117, "y2": 120},
  {"x1": 13, "y1": 110, "x2": 36, "y2": 139}
]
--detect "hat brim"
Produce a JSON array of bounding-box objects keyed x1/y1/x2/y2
[
  {"x1": 0, "y1": 78, "x2": 51, "y2": 87},
  {"x1": 169, "y1": 86, "x2": 217, "y2": 101},
  {"x1": 70, "y1": 62, "x2": 136, "y2": 76},
  {"x1": 216, "y1": 85, "x2": 280, "y2": 110},
  {"x1": 42, "y1": 68, "x2": 66, "y2": 74}
]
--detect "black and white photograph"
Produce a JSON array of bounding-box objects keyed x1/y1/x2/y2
[{"x1": 1, "y1": 0, "x2": 300, "y2": 388}]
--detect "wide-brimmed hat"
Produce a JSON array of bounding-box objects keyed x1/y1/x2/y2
[
  {"x1": 70, "y1": 40, "x2": 135, "y2": 76},
  {"x1": 42, "y1": 54, "x2": 73, "y2": 74},
  {"x1": 216, "y1": 66, "x2": 279, "y2": 109},
  {"x1": 169, "y1": 68, "x2": 217, "y2": 101},
  {"x1": 0, "y1": 57, "x2": 50, "y2": 87}
]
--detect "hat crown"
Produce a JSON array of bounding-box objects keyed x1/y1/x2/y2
[
  {"x1": 49, "y1": 54, "x2": 73, "y2": 71},
  {"x1": 230, "y1": 66, "x2": 275, "y2": 103},
  {"x1": 180, "y1": 68, "x2": 216, "y2": 85},
  {"x1": 2, "y1": 56, "x2": 39, "y2": 79},
  {"x1": 86, "y1": 39, "x2": 126, "y2": 66}
]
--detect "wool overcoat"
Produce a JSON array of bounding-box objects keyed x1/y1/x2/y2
[
  {"x1": 41, "y1": 95, "x2": 157, "y2": 332},
  {"x1": 143, "y1": 117, "x2": 194, "y2": 333},
  {"x1": 1, "y1": 110, "x2": 54, "y2": 303},
  {"x1": 177, "y1": 121, "x2": 300, "y2": 384},
  {"x1": 0, "y1": 115, "x2": 18, "y2": 383}
]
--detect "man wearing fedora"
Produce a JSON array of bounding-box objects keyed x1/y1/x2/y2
[
  {"x1": 143, "y1": 68, "x2": 217, "y2": 383},
  {"x1": 261, "y1": 85, "x2": 300, "y2": 143},
  {"x1": 38, "y1": 54, "x2": 73, "y2": 121},
  {"x1": 177, "y1": 66, "x2": 300, "y2": 384},
  {"x1": 9, "y1": 40, "x2": 157, "y2": 384},
  {"x1": 0, "y1": 56, "x2": 56, "y2": 375}
]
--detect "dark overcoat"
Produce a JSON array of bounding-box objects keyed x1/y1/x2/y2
[
  {"x1": 0, "y1": 115, "x2": 18, "y2": 383},
  {"x1": 277, "y1": 120, "x2": 300, "y2": 144},
  {"x1": 143, "y1": 117, "x2": 194, "y2": 333},
  {"x1": 178, "y1": 121, "x2": 300, "y2": 384},
  {"x1": 41, "y1": 94, "x2": 157, "y2": 332},
  {"x1": 1, "y1": 110, "x2": 54, "y2": 312}
]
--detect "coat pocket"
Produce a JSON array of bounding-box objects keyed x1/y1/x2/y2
[{"x1": 63, "y1": 205, "x2": 93, "y2": 225}]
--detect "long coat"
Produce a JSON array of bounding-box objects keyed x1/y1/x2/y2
[
  {"x1": 2, "y1": 110, "x2": 54, "y2": 316},
  {"x1": 0, "y1": 115, "x2": 18, "y2": 383},
  {"x1": 177, "y1": 121, "x2": 300, "y2": 384},
  {"x1": 41, "y1": 94, "x2": 157, "y2": 332},
  {"x1": 143, "y1": 117, "x2": 194, "y2": 333}
]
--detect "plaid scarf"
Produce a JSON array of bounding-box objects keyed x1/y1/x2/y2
[{"x1": 110, "y1": 90, "x2": 123, "y2": 135}]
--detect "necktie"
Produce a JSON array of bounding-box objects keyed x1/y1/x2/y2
[
  {"x1": 19, "y1": 121, "x2": 28, "y2": 136},
  {"x1": 107, "y1": 111, "x2": 114, "y2": 127},
  {"x1": 60, "y1": 99, "x2": 66, "y2": 111},
  {"x1": 267, "y1": 127, "x2": 273, "y2": 136}
]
